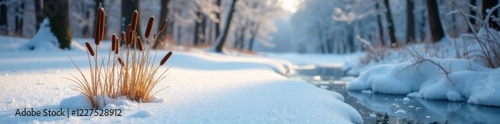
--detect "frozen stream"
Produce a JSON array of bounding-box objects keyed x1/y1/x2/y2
[{"x1": 288, "y1": 66, "x2": 500, "y2": 123}]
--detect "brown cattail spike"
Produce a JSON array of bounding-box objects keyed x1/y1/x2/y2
[
  {"x1": 85, "y1": 42, "x2": 95, "y2": 56},
  {"x1": 111, "y1": 34, "x2": 117, "y2": 51},
  {"x1": 121, "y1": 31, "x2": 126, "y2": 43},
  {"x1": 99, "y1": 7, "x2": 106, "y2": 42},
  {"x1": 145, "y1": 16, "x2": 155, "y2": 39},
  {"x1": 114, "y1": 38, "x2": 119, "y2": 54},
  {"x1": 117, "y1": 57, "x2": 125, "y2": 66},
  {"x1": 131, "y1": 10, "x2": 138, "y2": 31},
  {"x1": 160, "y1": 51, "x2": 173, "y2": 66},
  {"x1": 94, "y1": 8, "x2": 101, "y2": 45},
  {"x1": 127, "y1": 31, "x2": 135, "y2": 45},
  {"x1": 153, "y1": 34, "x2": 157, "y2": 40},
  {"x1": 159, "y1": 19, "x2": 167, "y2": 32},
  {"x1": 136, "y1": 36, "x2": 143, "y2": 51}
]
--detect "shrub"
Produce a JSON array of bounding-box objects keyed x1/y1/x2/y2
[{"x1": 67, "y1": 6, "x2": 172, "y2": 108}]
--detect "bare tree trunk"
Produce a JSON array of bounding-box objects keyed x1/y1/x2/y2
[
  {"x1": 469, "y1": 0, "x2": 476, "y2": 33},
  {"x1": 482, "y1": 0, "x2": 499, "y2": 30},
  {"x1": 15, "y1": 1, "x2": 25, "y2": 36},
  {"x1": 193, "y1": 11, "x2": 201, "y2": 46},
  {"x1": 426, "y1": 0, "x2": 445, "y2": 42},
  {"x1": 121, "y1": 0, "x2": 142, "y2": 38},
  {"x1": 383, "y1": 0, "x2": 397, "y2": 47},
  {"x1": 407, "y1": 0, "x2": 415, "y2": 43},
  {"x1": 153, "y1": 0, "x2": 171, "y2": 49},
  {"x1": 214, "y1": 0, "x2": 238, "y2": 53},
  {"x1": 375, "y1": 3, "x2": 385, "y2": 46},
  {"x1": 0, "y1": 0, "x2": 7, "y2": 34},
  {"x1": 43, "y1": 0, "x2": 73, "y2": 49},
  {"x1": 237, "y1": 25, "x2": 246, "y2": 50},
  {"x1": 200, "y1": 15, "x2": 207, "y2": 44},
  {"x1": 215, "y1": 0, "x2": 221, "y2": 39},
  {"x1": 35, "y1": 0, "x2": 43, "y2": 31},
  {"x1": 247, "y1": 23, "x2": 259, "y2": 51}
]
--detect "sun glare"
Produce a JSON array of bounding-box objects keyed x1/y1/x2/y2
[{"x1": 279, "y1": 0, "x2": 300, "y2": 13}]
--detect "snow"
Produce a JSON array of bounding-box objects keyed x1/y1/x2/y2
[
  {"x1": 403, "y1": 97, "x2": 410, "y2": 102},
  {"x1": 0, "y1": 40, "x2": 363, "y2": 123},
  {"x1": 262, "y1": 52, "x2": 361, "y2": 68},
  {"x1": 394, "y1": 110, "x2": 405, "y2": 114},
  {"x1": 18, "y1": 18, "x2": 85, "y2": 51},
  {"x1": 348, "y1": 58, "x2": 500, "y2": 106}
]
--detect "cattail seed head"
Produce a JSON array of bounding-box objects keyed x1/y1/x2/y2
[
  {"x1": 153, "y1": 34, "x2": 157, "y2": 40},
  {"x1": 131, "y1": 10, "x2": 138, "y2": 31},
  {"x1": 114, "y1": 38, "x2": 119, "y2": 54},
  {"x1": 117, "y1": 57, "x2": 125, "y2": 66},
  {"x1": 111, "y1": 34, "x2": 117, "y2": 51},
  {"x1": 94, "y1": 9, "x2": 101, "y2": 45},
  {"x1": 145, "y1": 16, "x2": 155, "y2": 39},
  {"x1": 160, "y1": 51, "x2": 173, "y2": 66},
  {"x1": 136, "y1": 36, "x2": 143, "y2": 51},
  {"x1": 85, "y1": 42, "x2": 95, "y2": 56},
  {"x1": 159, "y1": 19, "x2": 167, "y2": 32},
  {"x1": 121, "y1": 31, "x2": 126, "y2": 43},
  {"x1": 127, "y1": 31, "x2": 135, "y2": 45},
  {"x1": 99, "y1": 7, "x2": 106, "y2": 41}
]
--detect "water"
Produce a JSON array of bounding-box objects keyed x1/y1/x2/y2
[{"x1": 288, "y1": 66, "x2": 500, "y2": 124}]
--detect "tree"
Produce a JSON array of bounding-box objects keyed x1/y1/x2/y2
[
  {"x1": 482, "y1": 0, "x2": 499, "y2": 30},
  {"x1": 194, "y1": 10, "x2": 201, "y2": 46},
  {"x1": 0, "y1": 0, "x2": 6, "y2": 34},
  {"x1": 215, "y1": 0, "x2": 221, "y2": 39},
  {"x1": 154, "y1": 0, "x2": 170, "y2": 49},
  {"x1": 35, "y1": 0, "x2": 43, "y2": 31},
  {"x1": 407, "y1": 0, "x2": 415, "y2": 43},
  {"x1": 15, "y1": 1, "x2": 25, "y2": 36},
  {"x1": 121, "y1": 0, "x2": 142, "y2": 38},
  {"x1": 469, "y1": 0, "x2": 476, "y2": 32},
  {"x1": 375, "y1": 2, "x2": 385, "y2": 46},
  {"x1": 43, "y1": 0, "x2": 73, "y2": 49},
  {"x1": 213, "y1": 0, "x2": 238, "y2": 52},
  {"x1": 383, "y1": 0, "x2": 397, "y2": 47},
  {"x1": 247, "y1": 22, "x2": 260, "y2": 51},
  {"x1": 426, "y1": 0, "x2": 445, "y2": 42}
]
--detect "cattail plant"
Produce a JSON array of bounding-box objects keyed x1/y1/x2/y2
[{"x1": 67, "y1": 6, "x2": 173, "y2": 108}]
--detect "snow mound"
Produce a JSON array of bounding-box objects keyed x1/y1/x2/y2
[
  {"x1": 348, "y1": 58, "x2": 500, "y2": 106},
  {"x1": 18, "y1": 18, "x2": 84, "y2": 51}
]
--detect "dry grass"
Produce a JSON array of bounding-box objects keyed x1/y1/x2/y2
[
  {"x1": 453, "y1": 2, "x2": 500, "y2": 68},
  {"x1": 67, "y1": 6, "x2": 172, "y2": 108}
]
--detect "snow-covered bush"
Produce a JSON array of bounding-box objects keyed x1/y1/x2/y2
[{"x1": 67, "y1": 7, "x2": 173, "y2": 108}]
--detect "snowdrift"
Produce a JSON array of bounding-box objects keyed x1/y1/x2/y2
[{"x1": 348, "y1": 58, "x2": 500, "y2": 107}]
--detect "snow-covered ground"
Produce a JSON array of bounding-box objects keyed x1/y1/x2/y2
[
  {"x1": 0, "y1": 37, "x2": 363, "y2": 123},
  {"x1": 347, "y1": 36, "x2": 500, "y2": 107}
]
